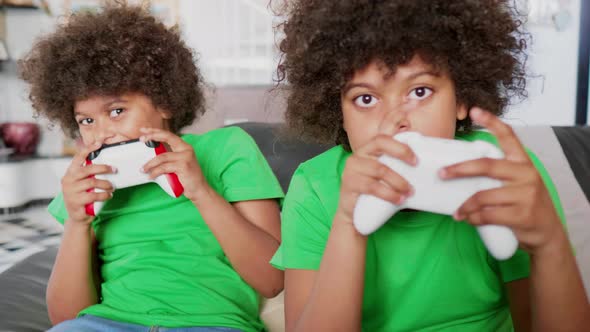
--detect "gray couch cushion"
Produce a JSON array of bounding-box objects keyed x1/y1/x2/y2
[
  {"x1": 229, "y1": 122, "x2": 332, "y2": 192},
  {"x1": 0, "y1": 246, "x2": 56, "y2": 331}
]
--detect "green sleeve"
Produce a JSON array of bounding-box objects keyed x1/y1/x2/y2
[
  {"x1": 214, "y1": 127, "x2": 284, "y2": 203},
  {"x1": 498, "y1": 148, "x2": 566, "y2": 283},
  {"x1": 497, "y1": 249, "x2": 530, "y2": 283},
  {"x1": 47, "y1": 192, "x2": 68, "y2": 225},
  {"x1": 270, "y1": 166, "x2": 331, "y2": 270}
]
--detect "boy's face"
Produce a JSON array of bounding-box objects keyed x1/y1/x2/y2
[
  {"x1": 74, "y1": 93, "x2": 171, "y2": 146},
  {"x1": 341, "y1": 55, "x2": 468, "y2": 151}
]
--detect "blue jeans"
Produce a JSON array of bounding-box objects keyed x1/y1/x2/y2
[{"x1": 47, "y1": 314, "x2": 243, "y2": 332}]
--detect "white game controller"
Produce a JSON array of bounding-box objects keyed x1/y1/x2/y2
[
  {"x1": 353, "y1": 131, "x2": 518, "y2": 260},
  {"x1": 84, "y1": 139, "x2": 184, "y2": 216}
]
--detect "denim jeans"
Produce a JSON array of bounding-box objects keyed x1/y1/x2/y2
[{"x1": 47, "y1": 314, "x2": 243, "y2": 332}]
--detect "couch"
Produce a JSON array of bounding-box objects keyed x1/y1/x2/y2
[{"x1": 0, "y1": 122, "x2": 589, "y2": 332}]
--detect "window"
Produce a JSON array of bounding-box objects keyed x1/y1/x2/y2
[{"x1": 181, "y1": 0, "x2": 279, "y2": 86}]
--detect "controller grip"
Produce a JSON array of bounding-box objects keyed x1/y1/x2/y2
[
  {"x1": 85, "y1": 201, "x2": 95, "y2": 216},
  {"x1": 353, "y1": 194, "x2": 400, "y2": 235},
  {"x1": 84, "y1": 159, "x2": 99, "y2": 216},
  {"x1": 161, "y1": 173, "x2": 184, "y2": 197},
  {"x1": 84, "y1": 187, "x2": 105, "y2": 216},
  {"x1": 477, "y1": 224, "x2": 519, "y2": 260}
]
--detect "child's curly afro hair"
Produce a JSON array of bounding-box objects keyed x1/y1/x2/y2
[
  {"x1": 276, "y1": 0, "x2": 529, "y2": 147},
  {"x1": 19, "y1": 3, "x2": 206, "y2": 138}
]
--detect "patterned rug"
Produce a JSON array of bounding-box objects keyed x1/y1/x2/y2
[{"x1": 0, "y1": 201, "x2": 63, "y2": 273}]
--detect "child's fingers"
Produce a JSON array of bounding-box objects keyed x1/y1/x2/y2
[
  {"x1": 454, "y1": 185, "x2": 524, "y2": 221},
  {"x1": 75, "y1": 164, "x2": 116, "y2": 180},
  {"x1": 470, "y1": 108, "x2": 529, "y2": 163},
  {"x1": 64, "y1": 178, "x2": 113, "y2": 203},
  {"x1": 82, "y1": 190, "x2": 113, "y2": 203},
  {"x1": 440, "y1": 158, "x2": 530, "y2": 182},
  {"x1": 144, "y1": 161, "x2": 179, "y2": 180},
  {"x1": 69, "y1": 210, "x2": 94, "y2": 223},
  {"x1": 360, "y1": 135, "x2": 417, "y2": 166},
  {"x1": 62, "y1": 164, "x2": 115, "y2": 191},
  {"x1": 75, "y1": 178, "x2": 114, "y2": 193},
  {"x1": 346, "y1": 157, "x2": 413, "y2": 196},
  {"x1": 68, "y1": 141, "x2": 101, "y2": 171},
  {"x1": 65, "y1": 189, "x2": 112, "y2": 221},
  {"x1": 342, "y1": 172, "x2": 407, "y2": 205},
  {"x1": 462, "y1": 206, "x2": 523, "y2": 227},
  {"x1": 141, "y1": 151, "x2": 186, "y2": 175},
  {"x1": 139, "y1": 127, "x2": 189, "y2": 152}
]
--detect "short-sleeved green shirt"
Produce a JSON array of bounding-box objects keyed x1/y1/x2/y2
[
  {"x1": 271, "y1": 131, "x2": 565, "y2": 331},
  {"x1": 48, "y1": 127, "x2": 284, "y2": 331}
]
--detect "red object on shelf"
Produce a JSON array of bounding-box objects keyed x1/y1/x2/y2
[{"x1": 0, "y1": 122, "x2": 40, "y2": 156}]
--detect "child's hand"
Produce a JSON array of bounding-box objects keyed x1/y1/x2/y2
[
  {"x1": 62, "y1": 142, "x2": 115, "y2": 224},
  {"x1": 139, "y1": 128, "x2": 207, "y2": 202},
  {"x1": 440, "y1": 108, "x2": 564, "y2": 256},
  {"x1": 336, "y1": 135, "x2": 416, "y2": 225}
]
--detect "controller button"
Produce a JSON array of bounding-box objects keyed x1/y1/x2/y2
[
  {"x1": 88, "y1": 149, "x2": 101, "y2": 161},
  {"x1": 145, "y1": 140, "x2": 160, "y2": 148}
]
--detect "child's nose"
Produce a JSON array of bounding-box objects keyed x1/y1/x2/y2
[
  {"x1": 378, "y1": 106, "x2": 411, "y2": 137},
  {"x1": 95, "y1": 125, "x2": 116, "y2": 145}
]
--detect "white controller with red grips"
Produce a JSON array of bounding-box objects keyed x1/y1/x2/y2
[{"x1": 84, "y1": 139, "x2": 184, "y2": 216}]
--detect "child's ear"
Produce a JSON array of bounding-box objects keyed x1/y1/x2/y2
[
  {"x1": 158, "y1": 108, "x2": 172, "y2": 120},
  {"x1": 456, "y1": 104, "x2": 468, "y2": 121}
]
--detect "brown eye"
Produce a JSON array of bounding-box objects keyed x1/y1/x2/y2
[
  {"x1": 109, "y1": 108, "x2": 124, "y2": 117},
  {"x1": 354, "y1": 94, "x2": 378, "y2": 108},
  {"x1": 408, "y1": 87, "x2": 433, "y2": 100},
  {"x1": 79, "y1": 118, "x2": 93, "y2": 125}
]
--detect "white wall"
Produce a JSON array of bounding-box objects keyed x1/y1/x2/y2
[
  {"x1": 178, "y1": 0, "x2": 277, "y2": 85},
  {"x1": 0, "y1": 6, "x2": 61, "y2": 155},
  {"x1": 1, "y1": 7, "x2": 56, "y2": 121},
  {"x1": 504, "y1": 0, "x2": 582, "y2": 126}
]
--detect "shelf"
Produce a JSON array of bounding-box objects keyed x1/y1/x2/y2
[
  {"x1": 1, "y1": 5, "x2": 38, "y2": 9},
  {"x1": 0, "y1": 153, "x2": 70, "y2": 163}
]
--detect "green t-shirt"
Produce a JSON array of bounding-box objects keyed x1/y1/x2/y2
[
  {"x1": 270, "y1": 131, "x2": 565, "y2": 332},
  {"x1": 48, "y1": 127, "x2": 284, "y2": 331}
]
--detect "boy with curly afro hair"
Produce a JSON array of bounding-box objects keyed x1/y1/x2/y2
[
  {"x1": 270, "y1": 0, "x2": 590, "y2": 331},
  {"x1": 19, "y1": 3, "x2": 284, "y2": 331}
]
